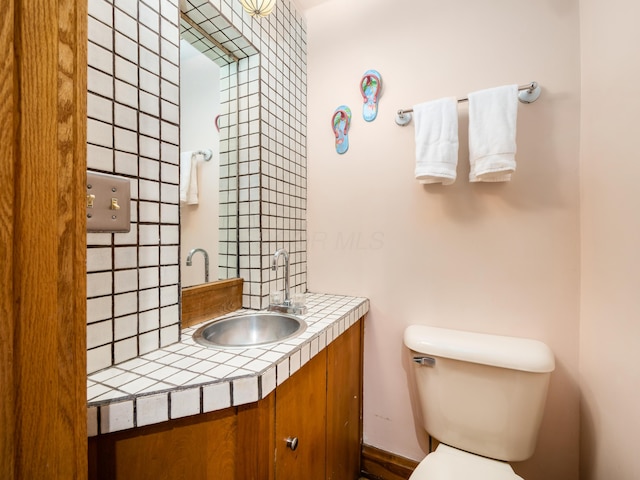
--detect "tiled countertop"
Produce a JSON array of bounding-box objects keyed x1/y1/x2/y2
[{"x1": 87, "y1": 293, "x2": 369, "y2": 437}]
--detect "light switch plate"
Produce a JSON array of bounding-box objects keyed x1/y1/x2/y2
[{"x1": 86, "y1": 172, "x2": 131, "y2": 233}]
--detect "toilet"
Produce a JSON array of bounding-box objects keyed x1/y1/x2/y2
[{"x1": 403, "y1": 325, "x2": 555, "y2": 479}]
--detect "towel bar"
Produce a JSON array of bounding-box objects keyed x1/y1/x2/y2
[
  {"x1": 395, "y1": 81, "x2": 541, "y2": 126},
  {"x1": 195, "y1": 149, "x2": 213, "y2": 161}
]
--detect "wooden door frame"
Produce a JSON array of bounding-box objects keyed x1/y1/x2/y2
[{"x1": 1, "y1": 1, "x2": 87, "y2": 478}]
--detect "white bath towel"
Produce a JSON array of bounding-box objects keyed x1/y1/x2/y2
[
  {"x1": 468, "y1": 84, "x2": 518, "y2": 182},
  {"x1": 414, "y1": 97, "x2": 459, "y2": 185},
  {"x1": 180, "y1": 151, "x2": 199, "y2": 205}
]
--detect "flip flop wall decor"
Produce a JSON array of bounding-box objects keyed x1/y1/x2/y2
[
  {"x1": 332, "y1": 105, "x2": 352, "y2": 154},
  {"x1": 361, "y1": 69, "x2": 382, "y2": 122}
]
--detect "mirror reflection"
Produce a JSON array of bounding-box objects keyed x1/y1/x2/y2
[
  {"x1": 179, "y1": 0, "x2": 258, "y2": 287},
  {"x1": 179, "y1": 39, "x2": 221, "y2": 287}
]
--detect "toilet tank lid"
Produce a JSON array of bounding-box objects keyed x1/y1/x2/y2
[{"x1": 404, "y1": 325, "x2": 555, "y2": 373}]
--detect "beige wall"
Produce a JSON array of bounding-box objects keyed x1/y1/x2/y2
[
  {"x1": 306, "y1": 0, "x2": 581, "y2": 478},
  {"x1": 579, "y1": 0, "x2": 640, "y2": 478}
]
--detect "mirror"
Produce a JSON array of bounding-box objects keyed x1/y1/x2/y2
[{"x1": 179, "y1": 0, "x2": 258, "y2": 287}]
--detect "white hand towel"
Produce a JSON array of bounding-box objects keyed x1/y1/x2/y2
[
  {"x1": 414, "y1": 97, "x2": 459, "y2": 185},
  {"x1": 180, "y1": 151, "x2": 199, "y2": 205},
  {"x1": 468, "y1": 84, "x2": 518, "y2": 182}
]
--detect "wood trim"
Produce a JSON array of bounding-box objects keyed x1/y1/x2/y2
[
  {"x1": 1, "y1": 0, "x2": 87, "y2": 478},
  {"x1": 181, "y1": 277, "x2": 243, "y2": 328},
  {"x1": 360, "y1": 444, "x2": 419, "y2": 480},
  {"x1": 326, "y1": 318, "x2": 363, "y2": 479},
  {"x1": 0, "y1": 1, "x2": 16, "y2": 477}
]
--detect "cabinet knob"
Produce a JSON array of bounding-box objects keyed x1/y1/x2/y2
[{"x1": 286, "y1": 436, "x2": 298, "y2": 451}]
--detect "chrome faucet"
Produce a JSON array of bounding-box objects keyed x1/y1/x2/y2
[
  {"x1": 186, "y1": 248, "x2": 209, "y2": 283},
  {"x1": 269, "y1": 248, "x2": 306, "y2": 315},
  {"x1": 271, "y1": 248, "x2": 291, "y2": 305}
]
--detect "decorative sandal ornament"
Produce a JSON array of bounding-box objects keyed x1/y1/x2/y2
[
  {"x1": 332, "y1": 105, "x2": 352, "y2": 154},
  {"x1": 360, "y1": 69, "x2": 382, "y2": 122}
]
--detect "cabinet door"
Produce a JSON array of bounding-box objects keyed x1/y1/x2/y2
[
  {"x1": 327, "y1": 319, "x2": 363, "y2": 480},
  {"x1": 275, "y1": 349, "x2": 327, "y2": 479},
  {"x1": 89, "y1": 409, "x2": 239, "y2": 480}
]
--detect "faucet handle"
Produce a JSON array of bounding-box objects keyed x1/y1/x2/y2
[{"x1": 269, "y1": 291, "x2": 283, "y2": 306}]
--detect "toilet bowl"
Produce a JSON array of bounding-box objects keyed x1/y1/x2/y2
[
  {"x1": 403, "y1": 325, "x2": 554, "y2": 479},
  {"x1": 409, "y1": 444, "x2": 523, "y2": 480}
]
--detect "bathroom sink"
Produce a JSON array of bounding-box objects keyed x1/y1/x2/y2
[{"x1": 193, "y1": 312, "x2": 307, "y2": 348}]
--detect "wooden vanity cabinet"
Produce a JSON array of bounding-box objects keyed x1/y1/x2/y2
[{"x1": 88, "y1": 318, "x2": 363, "y2": 480}]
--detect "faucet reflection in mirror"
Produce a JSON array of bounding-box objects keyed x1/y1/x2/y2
[
  {"x1": 186, "y1": 248, "x2": 209, "y2": 284},
  {"x1": 269, "y1": 248, "x2": 307, "y2": 315}
]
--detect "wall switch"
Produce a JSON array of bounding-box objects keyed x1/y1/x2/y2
[{"x1": 86, "y1": 172, "x2": 131, "y2": 233}]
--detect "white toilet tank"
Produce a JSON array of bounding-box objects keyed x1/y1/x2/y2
[{"x1": 404, "y1": 325, "x2": 555, "y2": 462}]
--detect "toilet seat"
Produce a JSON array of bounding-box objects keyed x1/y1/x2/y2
[{"x1": 409, "y1": 444, "x2": 524, "y2": 480}]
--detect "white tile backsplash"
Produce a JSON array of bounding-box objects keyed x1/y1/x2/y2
[
  {"x1": 114, "y1": 269, "x2": 138, "y2": 293},
  {"x1": 87, "y1": 144, "x2": 114, "y2": 172},
  {"x1": 160, "y1": 246, "x2": 179, "y2": 265},
  {"x1": 115, "y1": 56, "x2": 138, "y2": 86},
  {"x1": 114, "y1": 103, "x2": 137, "y2": 130},
  {"x1": 88, "y1": 0, "x2": 113, "y2": 27},
  {"x1": 139, "y1": 266, "x2": 160, "y2": 289},
  {"x1": 115, "y1": 79, "x2": 138, "y2": 108},
  {"x1": 87, "y1": 247, "x2": 113, "y2": 272},
  {"x1": 114, "y1": 246, "x2": 137, "y2": 269},
  {"x1": 114, "y1": 292, "x2": 138, "y2": 317},
  {"x1": 114, "y1": 126, "x2": 138, "y2": 153},
  {"x1": 139, "y1": 3, "x2": 159, "y2": 31},
  {"x1": 114, "y1": 314, "x2": 138, "y2": 340},
  {"x1": 160, "y1": 323, "x2": 180, "y2": 347},
  {"x1": 115, "y1": 33, "x2": 138, "y2": 64},
  {"x1": 87, "y1": 344, "x2": 113, "y2": 377},
  {"x1": 140, "y1": 69, "x2": 160, "y2": 96},
  {"x1": 87, "y1": 119, "x2": 113, "y2": 148},
  {"x1": 114, "y1": 0, "x2": 137, "y2": 19},
  {"x1": 139, "y1": 309, "x2": 160, "y2": 333},
  {"x1": 139, "y1": 330, "x2": 159, "y2": 355},
  {"x1": 114, "y1": 337, "x2": 138, "y2": 364},
  {"x1": 87, "y1": 321, "x2": 113, "y2": 349},
  {"x1": 115, "y1": 8, "x2": 138, "y2": 41},
  {"x1": 87, "y1": 272, "x2": 113, "y2": 298},
  {"x1": 88, "y1": 43, "x2": 113, "y2": 75},
  {"x1": 87, "y1": 296, "x2": 113, "y2": 324}
]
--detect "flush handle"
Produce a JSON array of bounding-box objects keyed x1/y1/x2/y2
[
  {"x1": 413, "y1": 356, "x2": 436, "y2": 367},
  {"x1": 286, "y1": 436, "x2": 299, "y2": 451}
]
